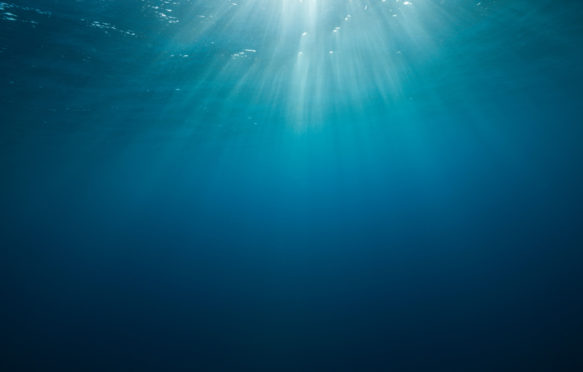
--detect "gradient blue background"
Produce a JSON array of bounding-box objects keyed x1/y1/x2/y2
[{"x1": 1, "y1": 0, "x2": 583, "y2": 370}]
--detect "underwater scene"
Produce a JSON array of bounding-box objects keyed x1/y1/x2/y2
[{"x1": 1, "y1": 0, "x2": 583, "y2": 370}]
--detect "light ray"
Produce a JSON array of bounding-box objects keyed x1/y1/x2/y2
[{"x1": 152, "y1": 0, "x2": 455, "y2": 130}]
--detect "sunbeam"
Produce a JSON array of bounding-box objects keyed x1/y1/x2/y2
[{"x1": 150, "y1": 0, "x2": 456, "y2": 129}]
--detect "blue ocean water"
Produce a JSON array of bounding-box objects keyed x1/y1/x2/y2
[{"x1": 1, "y1": 0, "x2": 583, "y2": 370}]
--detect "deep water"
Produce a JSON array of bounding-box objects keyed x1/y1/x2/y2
[{"x1": 1, "y1": 0, "x2": 583, "y2": 370}]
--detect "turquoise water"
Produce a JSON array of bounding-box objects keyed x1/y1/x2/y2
[{"x1": 2, "y1": 1, "x2": 583, "y2": 370}]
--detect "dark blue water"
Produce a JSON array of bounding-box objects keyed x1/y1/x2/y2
[{"x1": 1, "y1": 0, "x2": 583, "y2": 370}]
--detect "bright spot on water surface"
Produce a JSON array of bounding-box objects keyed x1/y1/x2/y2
[{"x1": 158, "y1": 0, "x2": 447, "y2": 128}]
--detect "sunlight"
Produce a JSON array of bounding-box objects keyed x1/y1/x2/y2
[{"x1": 159, "y1": 0, "x2": 446, "y2": 128}]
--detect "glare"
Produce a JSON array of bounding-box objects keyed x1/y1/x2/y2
[{"x1": 156, "y1": 0, "x2": 450, "y2": 129}]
